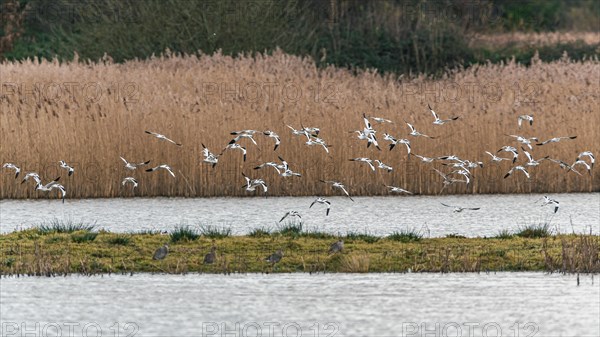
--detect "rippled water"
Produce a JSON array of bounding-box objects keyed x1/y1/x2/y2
[
  {"x1": 1, "y1": 273, "x2": 598, "y2": 336},
  {"x1": 1, "y1": 193, "x2": 598, "y2": 237},
  {"x1": 2, "y1": 193, "x2": 599, "y2": 237}
]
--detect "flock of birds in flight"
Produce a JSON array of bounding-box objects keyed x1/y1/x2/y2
[
  {"x1": 3, "y1": 104, "x2": 596, "y2": 263},
  {"x1": 2, "y1": 105, "x2": 595, "y2": 219}
]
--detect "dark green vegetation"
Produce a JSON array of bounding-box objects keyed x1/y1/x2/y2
[
  {"x1": 1, "y1": 224, "x2": 598, "y2": 276},
  {"x1": 2, "y1": 0, "x2": 598, "y2": 75}
]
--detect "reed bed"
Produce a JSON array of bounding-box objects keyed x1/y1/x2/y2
[
  {"x1": 470, "y1": 32, "x2": 600, "y2": 47},
  {"x1": 0, "y1": 50, "x2": 599, "y2": 198}
]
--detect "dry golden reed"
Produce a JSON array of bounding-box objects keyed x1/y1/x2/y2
[{"x1": 0, "y1": 50, "x2": 598, "y2": 199}]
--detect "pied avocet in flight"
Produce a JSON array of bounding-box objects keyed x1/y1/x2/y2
[
  {"x1": 522, "y1": 148, "x2": 549, "y2": 166},
  {"x1": 319, "y1": 180, "x2": 354, "y2": 201},
  {"x1": 548, "y1": 158, "x2": 582, "y2": 176},
  {"x1": 504, "y1": 166, "x2": 530, "y2": 179},
  {"x1": 120, "y1": 156, "x2": 151, "y2": 170},
  {"x1": 146, "y1": 164, "x2": 175, "y2": 177},
  {"x1": 279, "y1": 210, "x2": 302, "y2": 223},
  {"x1": 2, "y1": 163, "x2": 20, "y2": 178},
  {"x1": 229, "y1": 130, "x2": 258, "y2": 146},
  {"x1": 201, "y1": 143, "x2": 220, "y2": 168},
  {"x1": 305, "y1": 134, "x2": 330, "y2": 154},
  {"x1": 369, "y1": 116, "x2": 393, "y2": 124},
  {"x1": 576, "y1": 151, "x2": 594, "y2": 169},
  {"x1": 485, "y1": 151, "x2": 510, "y2": 163},
  {"x1": 537, "y1": 196, "x2": 559, "y2": 213},
  {"x1": 241, "y1": 173, "x2": 268, "y2": 195},
  {"x1": 572, "y1": 159, "x2": 592, "y2": 175},
  {"x1": 59, "y1": 161, "x2": 74, "y2": 176},
  {"x1": 413, "y1": 154, "x2": 435, "y2": 163},
  {"x1": 497, "y1": 146, "x2": 519, "y2": 163},
  {"x1": 375, "y1": 160, "x2": 393, "y2": 172},
  {"x1": 404, "y1": 120, "x2": 436, "y2": 138},
  {"x1": 349, "y1": 157, "x2": 375, "y2": 171},
  {"x1": 310, "y1": 197, "x2": 331, "y2": 216},
  {"x1": 145, "y1": 130, "x2": 182, "y2": 146},
  {"x1": 122, "y1": 177, "x2": 138, "y2": 189},
  {"x1": 441, "y1": 202, "x2": 480, "y2": 213},
  {"x1": 223, "y1": 143, "x2": 247, "y2": 161},
  {"x1": 384, "y1": 185, "x2": 413, "y2": 194},
  {"x1": 537, "y1": 136, "x2": 577, "y2": 146},
  {"x1": 263, "y1": 131, "x2": 281, "y2": 150},
  {"x1": 518, "y1": 114, "x2": 533, "y2": 127},
  {"x1": 506, "y1": 134, "x2": 538, "y2": 150},
  {"x1": 428, "y1": 104, "x2": 459, "y2": 125},
  {"x1": 35, "y1": 177, "x2": 66, "y2": 203}
]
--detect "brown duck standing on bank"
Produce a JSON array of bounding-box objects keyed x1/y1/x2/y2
[
  {"x1": 329, "y1": 240, "x2": 344, "y2": 254},
  {"x1": 204, "y1": 246, "x2": 217, "y2": 264},
  {"x1": 153, "y1": 244, "x2": 169, "y2": 260},
  {"x1": 265, "y1": 249, "x2": 284, "y2": 264}
]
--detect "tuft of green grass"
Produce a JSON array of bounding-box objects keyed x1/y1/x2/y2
[
  {"x1": 275, "y1": 222, "x2": 303, "y2": 237},
  {"x1": 387, "y1": 228, "x2": 423, "y2": 243},
  {"x1": 37, "y1": 219, "x2": 95, "y2": 234},
  {"x1": 345, "y1": 231, "x2": 380, "y2": 243},
  {"x1": 136, "y1": 229, "x2": 164, "y2": 235},
  {"x1": 71, "y1": 231, "x2": 98, "y2": 243},
  {"x1": 170, "y1": 225, "x2": 200, "y2": 243},
  {"x1": 300, "y1": 230, "x2": 336, "y2": 240},
  {"x1": 107, "y1": 236, "x2": 132, "y2": 246},
  {"x1": 199, "y1": 225, "x2": 232, "y2": 239},
  {"x1": 516, "y1": 223, "x2": 551, "y2": 238},
  {"x1": 495, "y1": 229, "x2": 515, "y2": 240},
  {"x1": 248, "y1": 227, "x2": 271, "y2": 238}
]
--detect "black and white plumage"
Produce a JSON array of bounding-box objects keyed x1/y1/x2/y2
[
  {"x1": 405, "y1": 120, "x2": 436, "y2": 138},
  {"x1": 120, "y1": 156, "x2": 151, "y2": 170},
  {"x1": 536, "y1": 136, "x2": 577, "y2": 146},
  {"x1": 201, "y1": 143, "x2": 220, "y2": 168},
  {"x1": 35, "y1": 177, "x2": 65, "y2": 203},
  {"x1": 548, "y1": 158, "x2": 582, "y2": 176},
  {"x1": 241, "y1": 173, "x2": 268, "y2": 195},
  {"x1": 522, "y1": 148, "x2": 549, "y2": 166},
  {"x1": 328, "y1": 240, "x2": 344, "y2": 254},
  {"x1": 497, "y1": 146, "x2": 519, "y2": 163},
  {"x1": 538, "y1": 196, "x2": 559, "y2": 213},
  {"x1": 276, "y1": 156, "x2": 301, "y2": 177},
  {"x1": 576, "y1": 151, "x2": 595, "y2": 169},
  {"x1": 504, "y1": 166, "x2": 530, "y2": 179},
  {"x1": 145, "y1": 130, "x2": 182, "y2": 146},
  {"x1": 21, "y1": 172, "x2": 41, "y2": 186},
  {"x1": 287, "y1": 125, "x2": 313, "y2": 138},
  {"x1": 223, "y1": 143, "x2": 247, "y2": 161},
  {"x1": 384, "y1": 185, "x2": 413, "y2": 194},
  {"x1": 229, "y1": 130, "x2": 258, "y2": 146},
  {"x1": 572, "y1": 159, "x2": 592, "y2": 175},
  {"x1": 146, "y1": 164, "x2": 175, "y2": 177},
  {"x1": 122, "y1": 177, "x2": 138, "y2": 189},
  {"x1": 263, "y1": 131, "x2": 281, "y2": 150},
  {"x1": 2, "y1": 163, "x2": 20, "y2": 178},
  {"x1": 375, "y1": 160, "x2": 393, "y2": 172},
  {"x1": 413, "y1": 154, "x2": 436, "y2": 163},
  {"x1": 485, "y1": 151, "x2": 510, "y2": 163},
  {"x1": 279, "y1": 210, "x2": 302, "y2": 223},
  {"x1": 437, "y1": 155, "x2": 463, "y2": 162},
  {"x1": 518, "y1": 114, "x2": 533, "y2": 127},
  {"x1": 59, "y1": 161, "x2": 75, "y2": 176},
  {"x1": 152, "y1": 244, "x2": 169, "y2": 260},
  {"x1": 349, "y1": 157, "x2": 375, "y2": 171},
  {"x1": 310, "y1": 197, "x2": 331, "y2": 216},
  {"x1": 369, "y1": 116, "x2": 393, "y2": 124},
  {"x1": 305, "y1": 134, "x2": 331, "y2": 154},
  {"x1": 506, "y1": 134, "x2": 539, "y2": 150},
  {"x1": 433, "y1": 168, "x2": 468, "y2": 192},
  {"x1": 441, "y1": 202, "x2": 480, "y2": 213},
  {"x1": 429, "y1": 104, "x2": 459, "y2": 125},
  {"x1": 320, "y1": 180, "x2": 354, "y2": 201},
  {"x1": 353, "y1": 130, "x2": 381, "y2": 150},
  {"x1": 254, "y1": 161, "x2": 282, "y2": 174},
  {"x1": 384, "y1": 133, "x2": 411, "y2": 155}
]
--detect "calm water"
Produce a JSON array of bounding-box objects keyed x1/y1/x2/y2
[
  {"x1": 1, "y1": 273, "x2": 598, "y2": 337},
  {"x1": 1, "y1": 193, "x2": 599, "y2": 237}
]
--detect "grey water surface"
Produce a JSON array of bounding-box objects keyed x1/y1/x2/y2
[
  {"x1": 1, "y1": 193, "x2": 598, "y2": 237},
  {"x1": 1, "y1": 272, "x2": 598, "y2": 337}
]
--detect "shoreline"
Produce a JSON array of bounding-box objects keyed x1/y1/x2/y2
[{"x1": 1, "y1": 229, "x2": 598, "y2": 276}]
